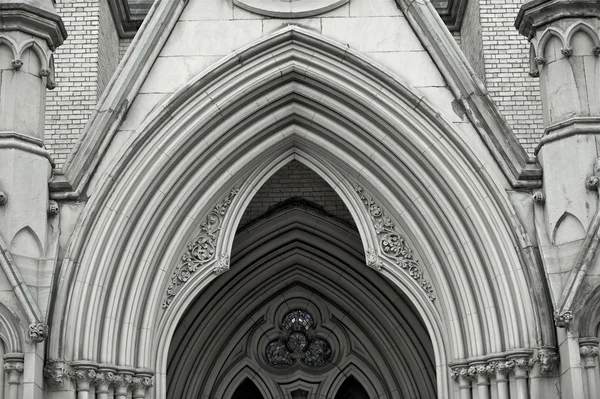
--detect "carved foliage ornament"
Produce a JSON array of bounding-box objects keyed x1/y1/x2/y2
[
  {"x1": 162, "y1": 188, "x2": 239, "y2": 308},
  {"x1": 29, "y1": 322, "x2": 49, "y2": 343},
  {"x1": 354, "y1": 184, "x2": 435, "y2": 301}
]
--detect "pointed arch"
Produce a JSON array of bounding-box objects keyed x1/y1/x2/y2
[
  {"x1": 231, "y1": 378, "x2": 264, "y2": 399},
  {"x1": 49, "y1": 27, "x2": 553, "y2": 398}
]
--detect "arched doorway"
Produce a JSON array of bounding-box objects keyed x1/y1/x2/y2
[{"x1": 167, "y1": 162, "x2": 435, "y2": 398}]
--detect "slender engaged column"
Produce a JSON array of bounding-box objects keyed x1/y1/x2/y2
[
  {"x1": 131, "y1": 374, "x2": 155, "y2": 399},
  {"x1": 511, "y1": 356, "x2": 534, "y2": 399},
  {"x1": 493, "y1": 360, "x2": 513, "y2": 399},
  {"x1": 3, "y1": 354, "x2": 23, "y2": 399},
  {"x1": 474, "y1": 363, "x2": 494, "y2": 399},
  {"x1": 71, "y1": 367, "x2": 96, "y2": 399},
  {"x1": 580, "y1": 339, "x2": 600, "y2": 399},
  {"x1": 94, "y1": 367, "x2": 116, "y2": 399},
  {"x1": 451, "y1": 366, "x2": 473, "y2": 399},
  {"x1": 114, "y1": 372, "x2": 134, "y2": 399}
]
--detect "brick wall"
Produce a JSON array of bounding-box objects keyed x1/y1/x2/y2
[
  {"x1": 45, "y1": 0, "x2": 119, "y2": 168},
  {"x1": 45, "y1": 0, "x2": 100, "y2": 167},
  {"x1": 119, "y1": 37, "x2": 133, "y2": 60},
  {"x1": 478, "y1": 0, "x2": 544, "y2": 154},
  {"x1": 98, "y1": 0, "x2": 120, "y2": 96},
  {"x1": 460, "y1": 0, "x2": 485, "y2": 82},
  {"x1": 238, "y1": 160, "x2": 355, "y2": 229}
]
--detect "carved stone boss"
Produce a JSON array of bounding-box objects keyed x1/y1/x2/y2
[
  {"x1": 354, "y1": 184, "x2": 435, "y2": 301},
  {"x1": 162, "y1": 188, "x2": 239, "y2": 308}
]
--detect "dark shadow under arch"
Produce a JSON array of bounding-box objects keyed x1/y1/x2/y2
[
  {"x1": 232, "y1": 378, "x2": 264, "y2": 399},
  {"x1": 334, "y1": 376, "x2": 369, "y2": 399}
]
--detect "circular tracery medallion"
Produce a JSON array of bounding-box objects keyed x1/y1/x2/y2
[{"x1": 233, "y1": 0, "x2": 349, "y2": 18}]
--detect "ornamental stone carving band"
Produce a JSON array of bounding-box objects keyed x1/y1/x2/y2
[
  {"x1": 354, "y1": 184, "x2": 435, "y2": 301},
  {"x1": 162, "y1": 187, "x2": 239, "y2": 308},
  {"x1": 29, "y1": 322, "x2": 49, "y2": 342}
]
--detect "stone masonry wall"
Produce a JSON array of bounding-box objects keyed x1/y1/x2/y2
[
  {"x1": 239, "y1": 160, "x2": 355, "y2": 229},
  {"x1": 45, "y1": 0, "x2": 119, "y2": 168},
  {"x1": 460, "y1": 0, "x2": 485, "y2": 82},
  {"x1": 479, "y1": 0, "x2": 544, "y2": 154}
]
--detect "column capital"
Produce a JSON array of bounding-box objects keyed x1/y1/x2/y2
[
  {"x1": 580, "y1": 339, "x2": 600, "y2": 368},
  {"x1": 3, "y1": 361, "x2": 23, "y2": 378}
]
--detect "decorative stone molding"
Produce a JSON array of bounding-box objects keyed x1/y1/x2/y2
[
  {"x1": 532, "y1": 189, "x2": 545, "y2": 204},
  {"x1": 561, "y1": 46, "x2": 573, "y2": 57},
  {"x1": 511, "y1": 355, "x2": 535, "y2": 379},
  {"x1": 44, "y1": 360, "x2": 69, "y2": 387},
  {"x1": 554, "y1": 309, "x2": 573, "y2": 328},
  {"x1": 450, "y1": 366, "x2": 473, "y2": 382},
  {"x1": 11, "y1": 59, "x2": 22, "y2": 70},
  {"x1": 537, "y1": 347, "x2": 559, "y2": 374},
  {"x1": 365, "y1": 249, "x2": 383, "y2": 270},
  {"x1": 69, "y1": 367, "x2": 97, "y2": 391},
  {"x1": 586, "y1": 175, "x2": 600, "y2": 190},
  {"x1": 213, "y1": 254, "x2": 230, "y2": 275},
  {"x1": 162, "y1": 187, "x2": 239, "y2": 308},
  {"x1": 0, "y1": 191, "x2": 7, "y2": 205},
  {"x1": 131, "y1": 375, "x2": 154, "y2": 398},
  {"x1": 29, "y1": 322, "x2": 49, "y2": 342},
  {"x1": 48, "y1": 200, "x2": 59, "y2": 216},
  {"x1": 354, "y1": 184, "x2": 435, "y2": 301}
]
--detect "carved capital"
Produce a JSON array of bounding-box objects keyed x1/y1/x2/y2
[
  {"x1": 11, "y1": 59, "x2": 23, "y2": 70},
  {"x1": 495, "y1": 360, "x2": 515, "y2": 377},
  {"x1": 113, "y1": 373, "x2": 133, "y2": 390},
  {"x1": 69, "y1": 368, "x2": 97, "y2": 389},
  {"x1": 561, "y1": 46, "x2": 573, "y2": 57},
  {"x1": 532, "y1": 189, "x2": 545, "y2": 204},
  {"x1": 44, "y1": 360, "x2": 69, "y2": 387},
  {"x1": 537, "y1": 348, "x2": 559, "y2": 374},
  {"x1": 366, "y1": 249, "x2": 382, "y2": 270},
  {"x1": 94, "y1": 371, "x2": 116, "y2": 391},
  {"x1": 3, "y1": 362, "x2": 24, "y2": 378},
  {"x1": 554, "y1": 310, "x2": 573, "y2": 328},
  {"x1": 213, "y1": 254, "x2": 230, "y2": 275},
  {"x1": 580, "y1": 345, "x2": 599, "y2": 359},
  {"x1": 29, "y1": 322, "x2": 49, "y2": 342},
  {"x1": 0, "y1": 191, "x2": 7, "y2": 205},
  {"x1": 450, "y1": 366, "x2": 472, "y2": 382},
  {"x1": 48, "y1": 200, "x2": 59, "y2": 216}
]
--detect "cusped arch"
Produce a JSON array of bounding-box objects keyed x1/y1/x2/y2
[
  {"x1": 50, "y1": 26, "x2": 551, "y2": 398},
  {"x1": 537, "y1": 27, "x2": 567, "y2": 59},
  {"x1": 565, "y1": 22, "x2": 600, "y2": 51},
  {"x1": 0, "y1": 302, "x2": 23, "y2": 353},
  {"x1": 17, "y1": 40, "x2": 48, "y2": 69}
]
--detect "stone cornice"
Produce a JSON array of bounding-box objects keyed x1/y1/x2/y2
[
  {"x1": 0, "y1": 2, "x2": 67, "y2": 49},
  {"x1": 516, "y1": 0, "x2": 600, "y2": 40}
]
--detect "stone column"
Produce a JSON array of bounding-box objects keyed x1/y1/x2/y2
[
  {"x1": 71, "y1": 366, "x2": 97, "y2": 399},
  {"x1": 509, "y1": 355, "x2": 534, "y2": 399},
  {"x1": 94, "y1": 365, "x2": 116, "y2": 399},
  {"x1": 473, "y1": 362, "x2": 494, "y2": 399},
  {"x1": 3, "y1": 353, "x2": 23, "y2": 399},
  {"x1": 580, "y1": 338, "x2": 599, "y2": 399},
  {"x1": 131, "y1": 373, "x2": 154, "y2": 399},
  {"x1": 493, "y1": 359, "x2": 513, "y2": 399},
  {"x1": 114, "y1": 370, "x2": 134, "y2": 399},
  {"x1": 450, "y1": 366, "x2": 472, "y2": 399}
]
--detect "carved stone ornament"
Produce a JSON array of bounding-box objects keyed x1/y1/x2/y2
[
  {"x1": 561, "y1": 46, "x2": 573, "y2": 57},
  {"x1": 44, "y1": 361, "x2": 69, "y2": 386},
  {"x1": 365, "y1": 249, "x2": 382, "y2": 270},
  {"x1": 69, "y1": 368, "x2": 97, "y2": 385},
  {"x1": 3, "y1": 362, "x2": 24, "y2": 376},
  {"x1": 355, "y1": 184, "x2": 435, "y2": 301},
  {"x1": 534, "y1": 56, "x2": 546, "y2": 65},
  {"x1": 586, "y1": 175, "x2": 600, "y2": 190},
  {"x1": 94, "y1": 371, "x2": 115, "y2": 387},
  {"x1": 594, "y1": 46, "x2": 600, "y2": 56},
  {"x1": 39, "y1": 69, "x2": 50, "y2": 77},
  {"x1": 47, "y1": 80, "x2": 57, "y2": 90},
  {"x1": 532, "y1": 189, "x2": 545, "y2": 204},
  {"x1": 162, "y1": 187, "x2": 239, "y2": 308},
  {"x1": 0, "y1": 191, "x2": 7, "y2": 205},
  {"x1": 495, "y1": 360, "x2": 515, "y2": 376},
  {"x1": 513, "y1": 356, "x2": 535, "y2": 372},
  {"x1": 450, "y1": 366, "x2": 472, "y2": 382},
  {"x1": 580, "y1": 345, "x2": 600, "y2": 359},
  {"x1": 537, "y1": 348, "x2": 559, "y2": 374},
  {"x1": 113, "y1": 373, "x2": 133, "y2": 389},
  {"x1": 554, "y1": 310, "x2": 573, "y2": 328},
  {"x1": 48, "y1": 200, "x2": 59, "y2": 216},
  {"x1": 528, "y1": 70, "x2": 540, "y2": 78},
  {"x1": 29, "y1": 322, "x2": 49, "y2": 343},
  {"x1": 213, "y1": 254, "x2": 230, "y2": 275},
  {"x1": 11, "y1": 59, "x2": 23, "y2": 70}
]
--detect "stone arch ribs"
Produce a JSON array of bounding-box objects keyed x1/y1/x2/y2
[{"x1": 50, "y1": 27, "x2": 553, "y2": 398}]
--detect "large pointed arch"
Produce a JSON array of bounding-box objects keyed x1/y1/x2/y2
[{"x1": 49, "y1": 27, "x2": 553, "y2": 397}]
